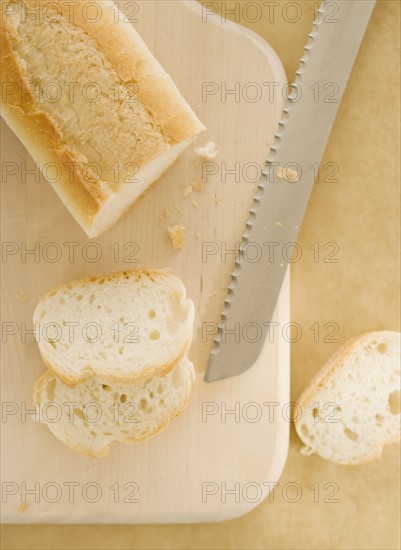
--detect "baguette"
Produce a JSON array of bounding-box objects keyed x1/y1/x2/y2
[
  {"x1": 34, "y1": 356, "x2": 195, "y2": 457},
  {"x1": 295, "y1": 331, "x2": 401, "y2": 464},
  {"x1": 33, "y1": 269, "x2": 195, "y2": 387},
  {"x1": 0, "y1": 0, "x2": 205, "y2": 237}
]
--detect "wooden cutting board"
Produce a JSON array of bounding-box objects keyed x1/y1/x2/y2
[{"x1": 1, "y1": 0, "x2": 290, "y2": 523}]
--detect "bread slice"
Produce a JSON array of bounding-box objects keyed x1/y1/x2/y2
[
  {"x1": 33, "y1": 357, "x2": 195, "y2": 457},
  {"x1": 33, "y1": 270, "x2": 195, "y2": 387},
  {"x1": 295, "y1": 331, "x2": 401, "y2": 464},
  {"x1": 0, "y1": 0, "x2": 205, "y2": 237}
]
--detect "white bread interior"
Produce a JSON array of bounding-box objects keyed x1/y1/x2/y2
[
  {"x1": 33, "y1": 269, "x2": 195, "y2": 387},
  {"x1": 34, "y1": 356, "x2": 195, "y2": 457},
  {"x1": 295, "y1": 331, "x2": 401, "y2": 465}
]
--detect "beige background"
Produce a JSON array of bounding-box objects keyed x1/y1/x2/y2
[{"x1": 2, "y1": 0, "x2": 400, "y2": 548}]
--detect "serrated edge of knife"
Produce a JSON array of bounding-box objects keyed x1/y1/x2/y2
[{"x1": 209, "y1": 5, "x2": 324, "y2": 361}]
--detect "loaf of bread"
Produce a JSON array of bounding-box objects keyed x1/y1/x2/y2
[
  {"x1": 33, "y1": 269, "x2": 195, "y2": 387},
  {"x1": 34, "y1": 357, "x2": 195, "y2": 457},
  {"x1": 0, "y1": 0, "x2": 205, "y2": 237},
  {"x1": 295, "y1": 331, "x2": 401, "y2": 464}
]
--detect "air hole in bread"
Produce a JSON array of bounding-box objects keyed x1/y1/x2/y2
[
  {"x1": 377, "y1": 342, "x2": 388, "y2": 354},
  {"x1": 90, "y1": 431, "x2": 97, "y2": 437},
  {"x1": 388, "y1": 390, "x2": 400, "y2": 415},
  {"x1": 159, "y1": 399, "x2": 165, "y2": 406},
  {"x1": 375, "y1": 414, "x2": 384, "y2": 425},
  {"x1": 75, "y1": 409, "x2": 84, "y2": 421},
  {"x1": 103, "y1": 432, "x2": 113, "y2": 436},
  {"x1": 89, "y1": 295, "x2": 95, "y2": 304},
  {"x1": 102, "y1": 384, "x2": 111, "y2": 391},
  {"x1": 149, "y1": 330, "x2": 160, "y2": 341},
  {"x1": 120, "y1": 394, "x2": 127, "y2": 403},
  {"x1": 148, "y1": 309, "x2": 156, "y2": 319},
  {"x1": 113, "y1": 393, "x2": 119, "y2": 401},
  {"x1": 157, "y1": 384, "x2": 164, "y2": 394},
  {"x1": 140, "y1": 399, "x2": 147, "y2": 411},
  {"x1": 98, "y1": 278, "x2": 106, "y2": 285},
  {"x1": 118, "y1": 346, "x2": 124, "y2": 355},
  {"x1": 311, "y1": 407, "x2": 318, "y2": 421},
  {"x1": 343, "y1": 428, "x2": 358, "y2": 441},
  {"x1": 149, "y1": 392, "x2": 154, "y2": 399},
  {"x1": 40, "y1": 310, "x2": 46, "y2": 319},
  {"x1": 76, "y1": 295, "x2": 83, "y2": 301},
  {"x1": 169, "y1": 291, "x2": 187, "y2": 323},
  {"x1": 59, "y1": 298, "x2": 65, "y2": 305},
  {"x1": 119, "y1": 316, "x2": 125, "y2": 323}
]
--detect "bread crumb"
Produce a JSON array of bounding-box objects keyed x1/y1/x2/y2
[
  {"x1": 192, "y1": 179, "x2": 204, "y2": 193},
  {"x1": 191, "y1": 200, "x2": 198, "y2": 208},
  {"x1": 15, "y1": 292, "x2": 29, "y2": 303},
  {"x1": 17, "y1": 503, "x2": 29, "y2": 513},
  {"x1": 195, "y1": 141, "x2": 219, "y2": 159},
  {"x1": 214, "y1": 196, "x2": 221, "y2": 205},
  {"x1": 300, "y1": 445, "x2": 314, "y2": 456},
  {"x1": 160, "y1": 208, "x2": 172, "y2": 220},
  {"x1": 275, "y1": 222, "x2": 282, "y2": 228},
  {"x1": 195, "y1": 232, "x2": 201, "y2": 240},
  {"x1": 277, "y1": 166, "x2": 299, "y2": 182},
  {"x1": 183, "y1": 185, "x2": 193, "y2": 197},
  {"x1": 168, "y1": 225, "x2": 185, "y2": 250}
]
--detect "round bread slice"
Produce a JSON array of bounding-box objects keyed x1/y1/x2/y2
[
  {"x1": 295, "y1": 331, "x2": 401, "y2": 464},
  {"x1": 33, "y1": 270, "x2": 194, "y2": 387},
  {"x1": 33, "y1": 357, "x2": 195, "y2": 457}
]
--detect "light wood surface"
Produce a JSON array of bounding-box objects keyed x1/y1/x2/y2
[
  {"x1": 1, "y1": 0, "x2": 289, "y2": 523},
  {"x1": 2, "y1": 0, "x2": 400, "y2": 548}
]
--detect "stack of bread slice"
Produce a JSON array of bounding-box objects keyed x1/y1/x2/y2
[{"x1": 33, "y1": 270, "x2": 195, "y2": 457}]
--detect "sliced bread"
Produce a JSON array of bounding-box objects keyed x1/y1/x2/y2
[
  {"x1": 33, "y1": 357, "x2": 195, "y2": 457},
  {"x1": 295, "y1": 331, "x2": 401, "y2": 464},
  {"x1": 33, "y1": 270, "x2": 194, "y2": 387}
]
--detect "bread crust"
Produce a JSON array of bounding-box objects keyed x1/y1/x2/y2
[
  {"x1": 0, "y1": 0, "x2": 205, "y2": 234},
  {"x1": 296, "y1": 331, "x2": 401, "y2": 464},
  {"x1": 40, "y1": 337, "x2": 192, "y2": 389}
]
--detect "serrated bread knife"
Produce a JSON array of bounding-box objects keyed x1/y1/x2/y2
[{"x1": 204, "y1": 0, "x2": 376, "y2": 383}]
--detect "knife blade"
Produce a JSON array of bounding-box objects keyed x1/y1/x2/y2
[{"x1": 204, "y1": 0, "x2": 376, "y2": 383}]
